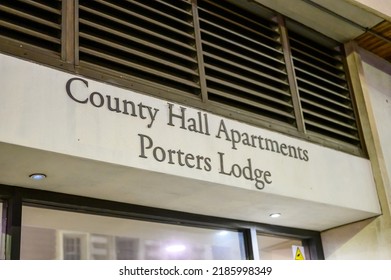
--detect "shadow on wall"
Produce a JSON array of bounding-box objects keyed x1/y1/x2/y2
[{"x1": 320, "y1": 217, "x2": 380, "y2": 259}]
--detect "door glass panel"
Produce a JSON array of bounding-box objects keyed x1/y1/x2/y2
[
  {"x1": 21, "y1": 206, "x2": 246, "y2": 260},
  {"x1": 0, "y1": 202, "x2": 4, "y2": 260},
  {"x1": 257, "y1": 234, "x2": 305, "y2": 260}
]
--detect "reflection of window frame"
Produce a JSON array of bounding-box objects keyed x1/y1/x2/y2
[
  {"x1": 115, "y1": 236, "x2": 140, "y2": 260},
  {"x1": 144, "y1": 240, "x2": 163, "y2": 260},
  {"x1": 59, "y1": 232, "x2": 141, "y2": 260},
  {"x1": 0, "y1": 202, "x2": 4, "y2": 260},
  {"x1": 60, "y1": 232, "x2": 88, "y2": 260},
  {"x1": 90, "y1": 234, "x2": 114, "y2": 260},
  {"x1": 257, "y1": 234, "x2": 307, "y2": 260}
]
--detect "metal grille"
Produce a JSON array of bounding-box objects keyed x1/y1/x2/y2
[
  {"x1": 198, "y1": 0, "x2": 294, "y2": 125},
  {"x1": 289, "y1": 31, "x2": 360, "y2": 146},
  {"x1": 78, "y1": 0, "x2": 200, "y2": 95},
  {"x1": 0, "y1": 0, "x2": 363, "y2": 154},
  {"x1": 0, "y1": 0, "x2": 62, "y2": 55}
]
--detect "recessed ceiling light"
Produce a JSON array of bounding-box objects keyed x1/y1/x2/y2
[
  {"x1": 165, "y1": 244, "x2": 186, "y2": 253},
  {"x1": 29, "y1": 173, "x2": 47, "y2": 180},
  {"x1": 217, "y1": 230, "x2": 230, "y2": 236},
  {"x1": 269, "y1": 213, "x2": 281, "y2": 218}
]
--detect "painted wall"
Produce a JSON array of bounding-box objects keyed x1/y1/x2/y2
[
  {"x1": 348, "y1": 0, "x2": 391, "y2": 20},
  {"x1": 322, "y1": 48, "x2": 391, "y2": 259}
]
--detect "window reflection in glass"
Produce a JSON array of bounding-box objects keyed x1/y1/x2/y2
[
  {"x1": 0, "y1": 202, "x2": 4, "y2": 260},
  {"x1": 257, "y1": 234, "x2": 305, "y2": 260},
  {"x1": 21, "y1": 206, "x2": 245, "y2": 260}
]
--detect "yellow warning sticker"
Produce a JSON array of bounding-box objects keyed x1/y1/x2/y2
[{"x1": 292, "y1": 246, "x2": 306, "y2": 260}]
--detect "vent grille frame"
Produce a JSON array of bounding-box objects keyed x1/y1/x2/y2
[{"x1": 0, "y1": 0, "x2": 365, "y2": 156}]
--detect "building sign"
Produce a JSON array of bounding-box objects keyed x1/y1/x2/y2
[
  {"x1": 65, "y1": 77, "x2": 310, "y2": 190},
  {"x1": 0, "y1": 53, "x2": 381, "y2": 223}
]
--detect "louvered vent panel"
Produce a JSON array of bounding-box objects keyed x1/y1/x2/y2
[
  {"x1": 198, "y1": 0, "x2": 294, "y2": 125},
  {"x1": 0, "y1": 0, "x2": 62, "y2": 55},
  {"x1": 78, "y1": 0, "x2": 200, "y2": 95},
  {"x1": 289, "y1": 31, "x2": 360, "y2": 146}
]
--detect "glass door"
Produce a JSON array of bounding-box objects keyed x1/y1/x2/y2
[
  {"x1": 257, "y1": 234, "x2": 309, "y2": 260},
  {"x1": 0, "y1": 202, "x2": 4, "y2": 260},
  {"x1": 20, "y1": 206, "x2": 246, "y2": 260}
]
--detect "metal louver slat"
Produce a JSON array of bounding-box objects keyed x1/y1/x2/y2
[
  {"x1": 202, "y1": 39, "x2": 286, "y2": 76},
  {"x1": 80, "y1": 32, "x2": 198, "y2": 76},
  {"x1": 297, "y1": 77, "x2": 350, "y2": 103},
  {"x1": 79, "y1": 60, "x2": 201, "y2": 98},
  {"x1": 291, "y1": 47, "x2": 344, "y2": 74},
  {"x1": 301, "y1": 97, "x2": 355, "y2": 120},
  {"x1": 298, "y1": 88, "x2": 352, "y2": 111},
  {"x1": 198, "y1": 8, "x2": 281, "y2": 51},
  {"x1": 205, "y1": 73, "x2": 292, "y2": 106},
  {"x1": 20, "y1": 1, "x2": 61, "y2": 15},
  {"x1": 295, "y1": 67, "x2": 348, "y2": 92},
  {"x1": 79, "y1": 46, "x2": 200, "y2": 89},
  {"x1": 0, "y1": 0, "x2": 61, "y2": 54},
  {"x1": 79, "y1": 19, "x2": 197, "y2": 64},
  {"x1": 155, "y1": 0, "x2": 193, "y2": 16},
  {"x1": 78, "y1": 0, "x2": 200, "y2": 96},
  {"x1": 93, "y1": 0, "x2": 194, "y2": 40},
  {"x1": 201, "y1": 27, "x2": 284, "y2": 67},
  {"x1": 0, "y1": 21, "x2": 60, "y2": 44},
  {"x1": 198, "y1": 0, "x2": 293, "y2": 125},
  {"x1": 204, "y1": 51, "x2": 289, "y2": 87},
  {"x1": 208, "y1": 87, "x2": 295, "y2": 120},
  {"x1": 0, "y1": 6, "x2": 61, "y2": 30},
  {"x1": 305, "y1": 119, "x2": 359, "y2": 142},
  {"x1": 302, "y1": 108, "x2": 357, "y2": 130},
  {"x1": 198, "y1": 0, "x2": 281, "y2": 39},
  {"x1": 78, "y1": 6, "x2": 194, "y2": 51},
  {"x1": 129, "y1": 0, "x2": 194, "y2": 28},
  {"x1": 289, "y1": 35, "x2": 342, "y2": 64},
  {"x1": 293, "y1": 57, "x2": 346, "y2": 84}
]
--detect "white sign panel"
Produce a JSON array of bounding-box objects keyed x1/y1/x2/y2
[{"x1": 0, "y1": 53, "x2": 381, "y2": 216}]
